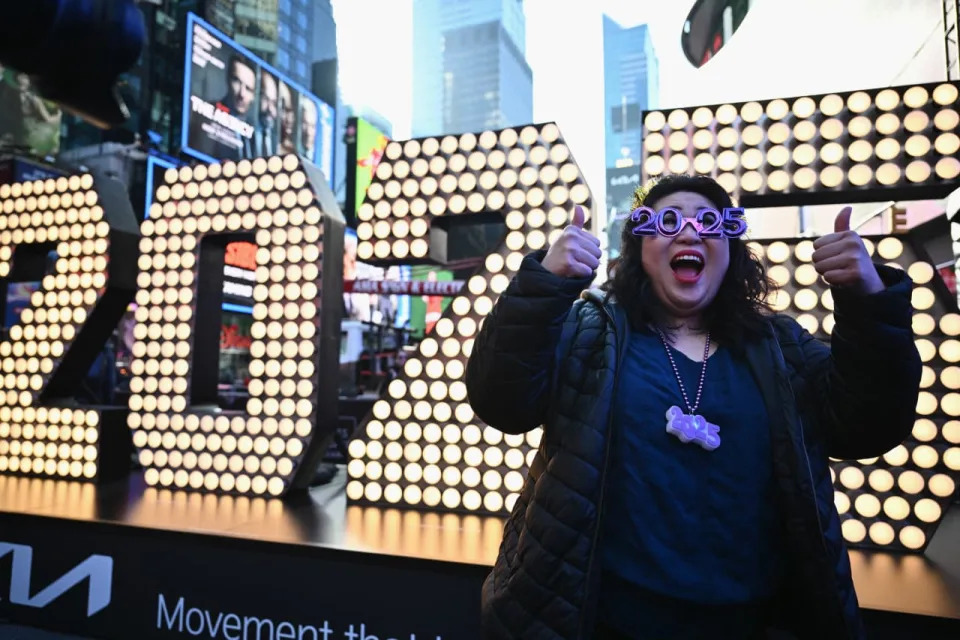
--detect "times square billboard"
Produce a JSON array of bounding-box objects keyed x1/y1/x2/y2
[{"x1": 180, "y1": 13, "x2": 335, "y2": 186}]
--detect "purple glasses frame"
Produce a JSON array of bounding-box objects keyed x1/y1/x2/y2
[{"x1": 630, "y1": 206, "x2": 748, "y2": 239}]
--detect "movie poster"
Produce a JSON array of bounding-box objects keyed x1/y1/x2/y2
[{"x1": 182, "y1": 14, "x2": 334, "y2": 185}]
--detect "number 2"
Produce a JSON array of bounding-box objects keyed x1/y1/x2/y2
[
  {"x1": 629, "y1": 206, "x2": 658, "y2": 236},
  {"x1": 696, "y1": 207, "x2": 724, "y2": 238},
  {"x1": 346, "y1": 124, "x2": 595, "y2": 515},
  {"x1": 0, "y1": 173, "x2": 139, "y2": 481}
]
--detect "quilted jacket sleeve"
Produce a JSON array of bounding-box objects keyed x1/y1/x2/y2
[
  {"x1": 465, "y1": 251, "x2": 593, "y2": 434},
  {"x1": 793, "y1": 265, "x2": 921, "y2": 460}
]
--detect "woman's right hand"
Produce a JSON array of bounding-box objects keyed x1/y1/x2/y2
[{"x1": 540, "y1": 205, "x2": 602, "y2": 278}]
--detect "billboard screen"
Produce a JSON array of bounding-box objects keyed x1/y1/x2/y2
[
  {"x1": 144, "y1": 154, "x2": 179, "y2": 218},
  {"x1": 605, "y1": 166, "x2": 641, "y2": 260},
  {"x1": 181, "y1": 13, "x2": 335, "y2": 185},
  {"x1": 408, "y1": 265, "x2": 454, "y2": 336},
  {"x1": 343, "y1": 227, "x2": 411, "y2": 329},
  {"x1": 0, "y1": 69, "x2": 62, "y2": 157},
  {"x1": 344, "y1": 116, "x2": 390, "y2": 227},
  {"x1": 0, "y1": 156, "x2": 64, "y2": 184},
  {"x1": 681, "y1": 0, "x2": 755, "y2": 67}
]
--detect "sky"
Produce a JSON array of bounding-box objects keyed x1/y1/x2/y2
[{"x1": 332, "y1": 0, "x2": 948, "y2": 236}]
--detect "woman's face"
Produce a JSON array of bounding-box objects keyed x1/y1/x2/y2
[{"x1": 640, "y1": 190, "x2": 730, "y2": 322}]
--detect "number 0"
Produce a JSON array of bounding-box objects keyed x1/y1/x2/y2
[{"x1": 127, "y1": 155, "x2": 344, "y2": 497}]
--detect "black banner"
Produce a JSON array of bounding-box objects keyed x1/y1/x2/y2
[{"x1": 0, "y1": 513, "x2": 486, "y2": 640}]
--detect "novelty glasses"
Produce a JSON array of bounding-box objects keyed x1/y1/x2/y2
[{"x1": 630, "y1": 206, "x2": 747, "y2": 239}]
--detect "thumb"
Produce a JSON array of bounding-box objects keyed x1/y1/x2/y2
[
  {"x1": 834, "y1": 206, "x2": 852, "y2": 233},
  {"x1": 571, "y1": 204, "x2": 586, "y2": 230}
]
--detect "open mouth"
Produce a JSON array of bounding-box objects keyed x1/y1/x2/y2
[{"x1": 670, "y1": 252, "x2": 704, "y2": 281}]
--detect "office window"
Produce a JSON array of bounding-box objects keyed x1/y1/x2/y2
[
  {"x1": 297, "y1": 10, "x2": 308, "y2": 29},
  {"x1": 279, "y1": 22, "x2": 290, "y2": 43},
  {"x1": 296, "y1": 35, "x2": 307, "y2": 51},
  {"x1": 296, "y1": 60, "x2": 307, "y2": 79},
  {"x1": 277, "y1": 49, "x2": 290, "y2": 69},
  {"x1": 279, "y1": 0, "x2": 291, "y2": 14}
]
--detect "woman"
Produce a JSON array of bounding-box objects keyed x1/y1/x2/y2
[{"x1": 465, "y1": 174, "x2": 921, "y2": 639}]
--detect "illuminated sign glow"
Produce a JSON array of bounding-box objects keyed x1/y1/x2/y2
[
  {"x1": 752, "y1": 236, "x2": 959, "y2": 552},
  {"x1": 642, "y1": 82, "x2": 960, "y2": 206},
  {"x1": 345, "y1": 123, "x2": 595, "y2": 514},
  {"x1": 129, "y1": 154, "x2": 344, "y2": 497},
  {"x1": 0, "y1": 173, "x2": 139, "y2": 480}
]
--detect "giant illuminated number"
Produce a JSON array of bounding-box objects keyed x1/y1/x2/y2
[
  {"x1": 641, "y1": 82, "x2": 960, "y2": 202},
  {"x1": 128, "y1": 155, "x2": 344, "y2": 497},
  {"x1": 0, "y1": 174, "x2": 139, "y2": 480},
  {"x1": 753, "y1": 236, "x2": 959, "y2": 552},
  {"x1": 345, "y1": 124, "x2": 595, "y2": 514}
]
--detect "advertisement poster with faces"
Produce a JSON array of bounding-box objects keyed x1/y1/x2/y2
[{"x1": 182, "y1": 13, "x2": 334, "y2": 186}]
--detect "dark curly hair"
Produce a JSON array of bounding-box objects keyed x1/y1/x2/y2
[{"x1": 603, "y1": 174, "x2": 774, "y2": 351}]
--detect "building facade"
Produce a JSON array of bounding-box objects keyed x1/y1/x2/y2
[
  {"x1": 206, "y1": 0, "x2": 315, "y2": 88},
  {"x1": 412, "y1": 0, "x2": 532, "y2": 137},
  {"x1": 603, "y1": 17, "x2": 658, "y2": 171},
  {"x1": 603, "y1": 16, "x2": 659, "y2": 258},
  {"x1": 54, "y1": 0, "x2": 341, "y2": 219}
]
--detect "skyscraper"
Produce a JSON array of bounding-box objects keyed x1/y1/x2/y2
[
  {"x1": 206, "y1": 0, "x2": 316, "y2": 88},
  {"x1": 275, "y1": 0, "x2": 316, "y2": 87},
  {"x1": 603, "y1": 17, "x2": 659, "y2": 170},
  {"x1": 412, "y1": 0, "x2": 533, "y2": 138},
  {"x1": 603, "y1": 16, "x2": 659, "y2": 258},
  {"x1": 310, "y1": 0, "x2": 341, "y2": 195}
]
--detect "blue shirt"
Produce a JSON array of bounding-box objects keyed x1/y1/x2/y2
[{"x1": 599, "y1": 328, "x2": 781, "y2": 636}]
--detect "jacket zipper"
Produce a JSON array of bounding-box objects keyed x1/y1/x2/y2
[
  {"x1": 771, "y1": 340, "x2": 827, "y2": 554},
  {"x1": 577, "y1": 300, "x2": 623, "y2": 640},
  {"x1": 772, "y1": 338, "x2": 855, "y2": 636},
  {"x1": 796, "y1": 415, "x2": 828, "y2": 554}
]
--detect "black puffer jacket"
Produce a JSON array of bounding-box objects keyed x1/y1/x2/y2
[{"x1": 466, "y1": 253, "x2": 921, "y2": 639}]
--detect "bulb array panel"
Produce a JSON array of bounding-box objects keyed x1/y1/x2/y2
[
  {"x1": 128, "y1": 155, "x2": 330, "y2": 497},
  {"x1": 0, "y1": 175, "x2": 120, "y2": 480},
  {"x1": 348, "y1": 124, "x2": 594, "y2": 514},
  {"x1": 750, "y1": 236, "x2": 958, "y2": 552},
  {"x1": 641, "y1": 82, "x2": 960, "y2": 204}
]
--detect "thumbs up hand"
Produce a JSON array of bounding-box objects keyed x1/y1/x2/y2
[
  {"x1": 812, "y1": 206, "x2": 885, "y2": 296},
  {"x1": 540, "y1": 205, "x2": 602, "y2": 279}
]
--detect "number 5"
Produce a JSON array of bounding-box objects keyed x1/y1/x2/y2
[{"x1": 722, "y1": 207, "x2": 747, "y2": 238}]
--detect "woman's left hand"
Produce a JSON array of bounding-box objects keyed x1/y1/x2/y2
[{"x1": 812, "y1": 206, "x2": 885, "y2": 296}]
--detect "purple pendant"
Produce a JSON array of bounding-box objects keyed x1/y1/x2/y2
[{"x1": 665, "y1": 405, "x2": 721, "y2": 451}]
